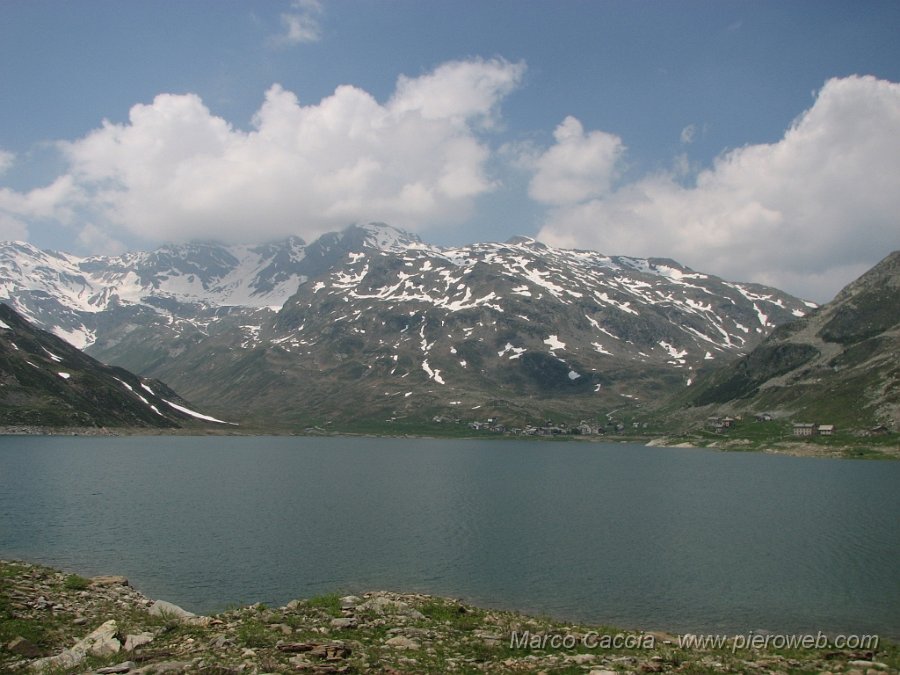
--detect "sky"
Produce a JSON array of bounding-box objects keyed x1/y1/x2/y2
[{"x1": 1, "y1": 1, "x2": 899, "y2": 303}]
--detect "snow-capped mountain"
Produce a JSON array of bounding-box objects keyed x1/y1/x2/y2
[{"x1": 0, "y1": 224, "x2": 813, "y2": 427}]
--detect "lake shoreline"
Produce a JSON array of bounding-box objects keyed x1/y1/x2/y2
[
  {"x1": 3, "y1": 423, "x2": 898, "y2": 460},
  {"x1": 2, "y1": 559, "x2": 897, "y2": 674}
]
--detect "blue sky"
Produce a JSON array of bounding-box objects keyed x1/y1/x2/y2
[{"x1": 1, "y1": 0, "x2": 899, "y2": 301}]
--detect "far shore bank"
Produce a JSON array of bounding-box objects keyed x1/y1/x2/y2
[{"x1": 2, "y1": 423, "x2": 898, "y2": 459}]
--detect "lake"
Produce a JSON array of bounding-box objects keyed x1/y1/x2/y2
[{"x1": 1, "y1": 435, "x2": 898, "y2": 639}]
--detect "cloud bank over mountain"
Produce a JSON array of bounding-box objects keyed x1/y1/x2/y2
[
  {"x1": 532, "y1": 76, "x2": 900, "y2": 302},
  {"x1": 56, "y1": 57, "x2": 524, "y2": 249},
  {"x1": 0, "y1": 63, "x2": 898, "y2": 302}
]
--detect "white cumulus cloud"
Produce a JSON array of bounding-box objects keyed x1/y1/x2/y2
[
  {"x1": 391, "y1": 58, "x2": 525, "y2": 129},
  {"x1": 536, "y1": 75, "x2": 900, "y2": 302},
  {"x1": 527, "y1": 116, "x2": 624, "y2": 206},
  {"x1": 14, "y1": 57, "x2": 525, "y2": 247}
]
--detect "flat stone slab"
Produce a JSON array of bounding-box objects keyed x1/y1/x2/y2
[
  {"x1": 149, "y1": 599, "x2": 210, "y2": 626},
  {"x1": 91, "y1": 575, "x2": 130, "y2": 587}
]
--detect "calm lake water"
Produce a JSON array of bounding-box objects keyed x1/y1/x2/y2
[{"x1": 1, "y1": 436, "x2": 898, "y2": 638}]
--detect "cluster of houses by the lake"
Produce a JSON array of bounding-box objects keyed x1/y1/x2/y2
[
  {"x1": 706, "y1": 414, "x2": 892, "y2": 437},
  {"x1": 706, "y1": 413, "x2": 836, "y2": 436},
  {"x1": 434, "y1": 415, "x2": 639, "y2": 436},
  {"x1": 467, "y1": 418, "x2": 616, "y2": 436}
]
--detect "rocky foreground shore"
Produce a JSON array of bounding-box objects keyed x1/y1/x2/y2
[{"x1": 1, "y1": 561, "x2": 897, "y2": 674}]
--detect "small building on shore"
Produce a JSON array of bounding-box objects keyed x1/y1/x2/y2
[
  {"x1": 817, "y1": 424, "x2": 835, "y2": 436},
  {"x1": 706, "y1": 415, "x2": 736, "y2": 433},
  {"x1": 792, "y1": 423, "x2": 817, "y2": 437}
]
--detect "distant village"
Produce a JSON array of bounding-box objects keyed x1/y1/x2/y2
[
  {"x1": 432, "y1": 411, "x2": 893, "y2": 439},
  {"x1": 433, "y1": 415, "x2": 649, "y2": 437}
]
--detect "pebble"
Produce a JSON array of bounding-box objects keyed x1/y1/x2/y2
[
  {"x1": 384, "y1": 635, "x2": 420, "y2": 650},
  {"x1": 330, "y1": 617, "x2": 358, "y2": 629},
  {"x1": 124, "y1": 631, "x2": 155, "y2": 651}
]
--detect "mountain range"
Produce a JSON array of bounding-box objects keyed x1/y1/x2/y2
[{"x1": 0, "y1": 224, "x2": 816, "y2": 429}]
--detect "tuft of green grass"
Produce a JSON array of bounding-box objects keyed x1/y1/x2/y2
[
  {"x1": 305, "y1": 592, "x2": 342, "y2": 617},
  {"x1": 419, "y1": 599, "x2": 482, "y2": 631},
  {"x1": 0, "y1": 615, "x2": 47, "y2": 646},
  {"x1": 63, "y1": 574, "x2": 91, "y2": 591},
  {"x1": 237, "y1": 619, "x2": 272, "y2": 648}
]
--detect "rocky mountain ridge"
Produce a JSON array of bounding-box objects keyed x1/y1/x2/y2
[
  {"x1": 682, "y1": 250, "x2": 900, "y2": 429},
  {"x1": 0, "y1": 303, "x2": 230, "y2": 429}
]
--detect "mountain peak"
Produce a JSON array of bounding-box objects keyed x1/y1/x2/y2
[
  {"x1": 504, "y1": 235, "x2": 549, "y2": 250},
  {"x1": 831, "y1": 250, "x2": 900, "y2": 305},
  {"x1": 353, "y1": 222, "x2": 423, "y2": 252}
]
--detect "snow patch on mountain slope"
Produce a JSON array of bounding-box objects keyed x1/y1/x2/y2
[
  {"x1": 42, "y1": 347, "x2": 63, "y2": 362},
  {"x1": 651, "y1": 264, "x2": 708, "y2": 281},
  {"x1": 113, "y1": 377, "x2": 164, "y2": 416},
  {"x1": 421, "y1": 359, "x2": 445, "y2": 384},
  {"x1": 498, "y1": 343, "x2": 527, "y2": 359},
  {"x1": 594, "y1": 292, "x2": 638, "y2": 315},
  {"x1": 51, "y1": 325, "x2": 96, "y2": 350},
  {"x1": 161, "y1": 398, "x2": 235, "y2": 424},
  {"x1": 752, "y1": 303, "x2": 771, "y2": 327},
  {"x1": 658, "y1": 341, "x2": 689, "y2": 366},
  {"x1": 544, "y1": 335, "x2": 566, "y2": 352},
  {"x1": 592, "y1": 342, "x2": 612, "y2": 355}
]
